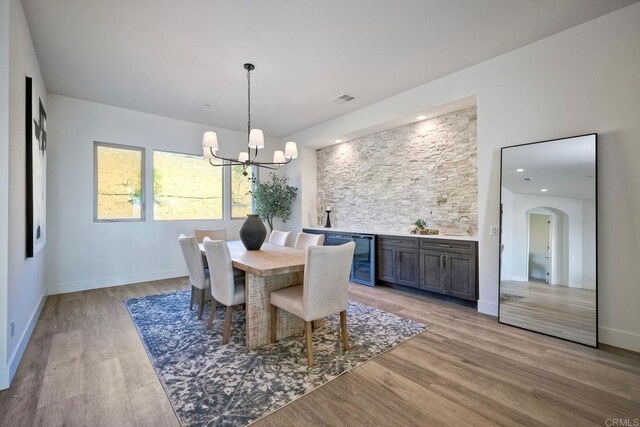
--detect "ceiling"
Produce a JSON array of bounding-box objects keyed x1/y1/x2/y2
[
  {"x1": 22, "y1": 0, "x2": 638, "y2": 138},
  {"x1": 501, "y1": 135, "x2": 596, "y2": 200}
]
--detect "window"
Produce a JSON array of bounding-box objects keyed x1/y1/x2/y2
[
  {"x1": 94, "y1": 142, "x2": 145, "y2": 221},
  {"x1": 153, "y1": 150, "x2": 223, "y2": 220},
  {"x1": 231, "y1": 165, "x2": 257, "y2": 219}
]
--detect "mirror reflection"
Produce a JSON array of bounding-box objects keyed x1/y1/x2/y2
[{"x1": 499, "y1": 134, "x2": 597, "y2": 347}]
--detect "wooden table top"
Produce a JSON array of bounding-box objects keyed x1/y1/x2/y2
[{"x1": 199, "y1": 240, "x2": 306, "y2": 277}]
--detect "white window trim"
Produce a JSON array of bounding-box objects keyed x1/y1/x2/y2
[{"x1": 93, "y1": 141, "x2": 146, "y2": 223}]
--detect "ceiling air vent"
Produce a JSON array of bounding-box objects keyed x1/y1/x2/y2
[{"x1": 330, "y1": 92, "x2": 358, "y2": 104}]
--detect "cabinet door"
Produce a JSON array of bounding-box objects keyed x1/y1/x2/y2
[
  {"x1": 445, "y1": 252, "x2": 476, "y2": 300},
  {"x1": 377, "y1": 246, "x2": 396, "y2": 283},
  {"x1": 396, "y1": 248, "x2": 420, "y2": 288},
  {"x1": 420, "y1": 250, "x2": 446, "y2": 294}
]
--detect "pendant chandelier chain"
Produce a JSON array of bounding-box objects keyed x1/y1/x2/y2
[
  {"x1": 247, "y1": 66, "x2": 251, "y2": 145},
  {"x1": 202, "y1": 63, "x2": 297, "y2": 170}
]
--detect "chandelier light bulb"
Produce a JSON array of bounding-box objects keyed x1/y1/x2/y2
[
  {"x1": 202, "y1": 131, "x2": 219, "y2": 151},
  {"x1": 285, "y1": 141, "x2": 298, "y2": 159},
  {"x1": 238, "y1": 152, "x2": 249, "y2": 163},
  {"x1": 273, "y1": 150, "x2": 286, "y2": 164},
  {"x1": 248, "y1": 129, "x2": 265, "y2": 149}
]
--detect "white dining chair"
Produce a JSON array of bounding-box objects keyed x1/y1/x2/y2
[
  {"x1": 268, "y1": 230, "x2": 291, "y2": 247},
  {"x1": 269, "y1": 242, "x2": 355, "y2": 367},
  {"x1": 178, "y1": 234, "x2": 210, "y2": 320},
  {"x1": 202, "y1": 238, "x2": 246, "y2": 344},
  {"x1": 194, "y1": 228, "x2": 227, "y2": 243},
  {"x1": 293, "y1": 232, "x2": 325, "y2": 250}
]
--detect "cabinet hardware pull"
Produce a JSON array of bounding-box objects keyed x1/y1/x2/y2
[
  {"x1": 440, "y1": 255, "x2": 444, "y2": 268},
  {"x1": 438, "y1": 244, "x2": 452, "y2": 248}
]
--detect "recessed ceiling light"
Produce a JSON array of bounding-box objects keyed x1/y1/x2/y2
[
  {"x1": 516, "y1": 168, "x2": 524, "y2": 172},
  {"x1": 540, "y1": 189, "x2": 548, "y2": 192},
  {"x1": 334, "y1": 139, "x2": 343, "y2": 143},
  {"x1": 415, "y1": 115, "x2": 427, "y2": 121}
]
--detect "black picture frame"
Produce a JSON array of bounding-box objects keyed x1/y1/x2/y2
[{"x1": 25, "y1": 76, "x2": 47, "y2": 258}]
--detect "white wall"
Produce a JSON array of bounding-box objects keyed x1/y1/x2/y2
[
  {"x1": 276, "y1": 145, "x2": 317, "y2": 234},
  {"x1": 1, "y1": 0, "x2": 48, "y2": 389},
  {"x1": 46, "y1": 95, "x2": 280, "y2": 294},
  {"x1": 503, "y1": 194, "x2": 586, "y2": 286},
  {"x1": 282, "y1": 4, "x2": 640, "y2": 351},
  {"x1": 0, "y1": 0, "x2": 11, "y2": 389}
]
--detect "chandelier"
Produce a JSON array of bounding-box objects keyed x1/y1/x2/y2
[{"x1": 202, "y1": 63, "x2": 297, "y2": 171}]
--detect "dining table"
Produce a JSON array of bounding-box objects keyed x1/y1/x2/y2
[{"x1": 199, "y1": 240, "x2": 315, "y2": 349}]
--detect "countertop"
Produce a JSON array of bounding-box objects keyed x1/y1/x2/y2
[{"x1": 303, "y1": 226, "x2": 478, "y2": 242}]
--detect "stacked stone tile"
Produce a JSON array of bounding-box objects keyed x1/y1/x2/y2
[{"x1": 316, "y1": 107, "x2": 477, "y2": 235}]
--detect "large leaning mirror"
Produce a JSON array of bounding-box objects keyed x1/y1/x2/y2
[{"x1": 499, "y1": 134, "x2": 597, "y2": 347}]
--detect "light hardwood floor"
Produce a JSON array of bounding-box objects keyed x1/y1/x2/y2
[
  {"x1": 500, "y1": 280, "x2": 597, "y2": 345},
  {"x1": 1, "y1": 278, "x2": 639, "y2": 426}
]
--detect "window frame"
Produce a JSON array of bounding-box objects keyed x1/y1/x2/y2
[
  {"x1": 151, "y1": 148, "x2": 225, "y2": 221},
  {"x1": 230, "y1": 164, "x2": 258, "y2": 220},
  {"x1": 93, "y1": 141, "x2": 146, "y2": 223}
]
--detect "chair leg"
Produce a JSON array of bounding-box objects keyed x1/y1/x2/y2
[
  {"x1": 189, "y1": 286, "x2": 195, "y2": 310},
  {"x1": 305, "y1": 321, "x2": 314, "y2": 368},
  {"x1": 340, "y1": 310, "x2": 350, "y2": 351},
  {"x1": 222, "y1": 305, "x2": 233, "y2": 345},
  {"x1": 197, "y1": 289, "x2": 205, "y2": 320},
  {"x1": 270, "y1": 305, "x2": 278, "y2": 343},
  {"x1": 207, "y1": 299, "x2": 218, "y2": 329}
]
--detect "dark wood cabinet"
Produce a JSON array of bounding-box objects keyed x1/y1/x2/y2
[
  {"x1": 377, "y1": 245, "x2": 396, "y2": 283},
  {"x1": 419, "y1": 249, "x2": 446, "y2": 293},
  {"x1": 305, "y1": 230, "x2": 478, "y2": 303},
  {"x1": 419, "y1": 239, "x2": 478, "y2": 301},
  {"x1": 445, "y1": 252, "x2": 476, "y2": 300},
  {"x1": 396, "y1": 248, "x2": 419, "y2": 287},
  {"x1": 377, "y1": 236, "x2": 419, "y2": 288}
]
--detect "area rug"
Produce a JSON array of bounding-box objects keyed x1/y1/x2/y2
[{"x1": 125, "y1": 290, "x2": 427, "y2": 426}]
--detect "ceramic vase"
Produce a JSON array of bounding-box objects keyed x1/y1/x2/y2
[{"x1": 239, "y1": 214, "x2": 267, "y2": 250}]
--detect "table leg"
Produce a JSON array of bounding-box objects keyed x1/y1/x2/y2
[{"x1": 244, "y1": 270, "x2": 305, "y2": 349}]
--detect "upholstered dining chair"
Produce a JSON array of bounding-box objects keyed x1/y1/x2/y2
[
  {"x1": 269, "y1": 242, "x2": 355, "y2": 367},
  {"x1": 293, "y1": 232, "x2": 325, "y2": 250},
  {"x1": 194, "y1": 228, "x2": 227, "y2": 243},
  {"x1": 202, "y1": 238, "x2": 246, "y2": 344},
  {"x1": 268, "y1": 230, "x2": 291, "y2": 247},
  {"x1": 178, "y1": 234, "x2": 210, "y2": 320}
]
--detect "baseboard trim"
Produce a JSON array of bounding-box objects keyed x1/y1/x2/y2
[
  {"x1": 477, "y1": 299, "x2": 498, "y2": 316},
  {"x1": 599, "y1": 326, "x2": 640, "y2": 353},
  {"x1": 0, "y1": 292, "x2": 46, "y2": 390},
  {"x1": 48, "y1": 268, "x2": 188, "y2": 295}
]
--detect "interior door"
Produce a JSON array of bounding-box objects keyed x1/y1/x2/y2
[{"x1": 528, "y1": 213, "x2": 551, "y2": 283}]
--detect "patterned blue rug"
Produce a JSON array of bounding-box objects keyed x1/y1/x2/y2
[{"x1": 125, "y1": 290, "x2": 427, "y2": 426}]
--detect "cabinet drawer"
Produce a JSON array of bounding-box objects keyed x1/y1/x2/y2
[
  {"x1": 378, "y1": 235, "x2": 419, "y2": 248},
  {"x1": 420, "y1": 239, "x2": 476, "y2": 254}
]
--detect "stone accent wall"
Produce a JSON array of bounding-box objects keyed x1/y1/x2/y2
[{"x1": 316, "y1": 107, "x2": 477, "y2": 235}]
